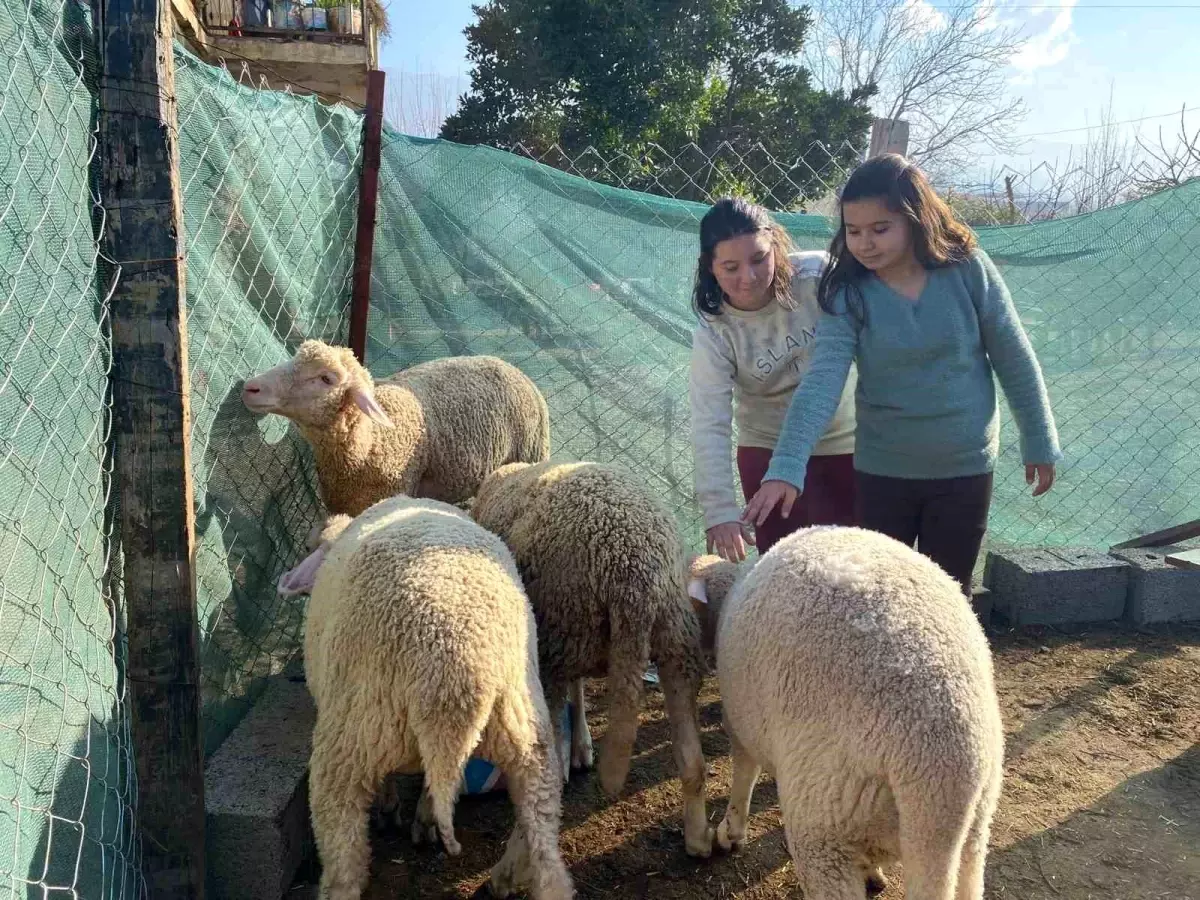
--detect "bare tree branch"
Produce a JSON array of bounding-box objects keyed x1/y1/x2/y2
[
  {"x1": 384, "y1": 70, "x2": 464, "y2": 138},
  {"x1": 1133, "y1": 106, "x2": 1200, "y2": 196},
  {"x1": 802, "y1": 0, "x2": 1027, "y2": 174}
]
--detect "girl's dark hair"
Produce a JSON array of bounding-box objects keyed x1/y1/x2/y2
[
  {"x1": 819, "y1": 153, "x2": 978, "y2": 317},
  {"x1": 692, "y1": 197, "x2": 796, "y2": 317}
]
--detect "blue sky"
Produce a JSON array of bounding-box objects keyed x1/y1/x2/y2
[{"x1": 380, "y1": 0, "x2": 1200, "y2": 176}]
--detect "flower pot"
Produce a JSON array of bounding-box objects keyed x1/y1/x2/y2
[
  {"x1": 329, "y1": 5, "x2": 362, "y2": 34},
  {"x1": 300, "y1": 5, "x2": 327, "y2": 29}
]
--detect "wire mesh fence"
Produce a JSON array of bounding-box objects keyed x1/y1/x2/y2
[
  {"x1": 0, "y1": 0, "x2": 140, "y2": 897},
  {"x1": 2, "y1": 7, "x2": 1200, "y2": 892},
  {"x1": 173, "y1": 47, "x2": 363, "y2": 754},
  {"x1": 371, "y1": 133, "x2": 1200, "y2": 554}
]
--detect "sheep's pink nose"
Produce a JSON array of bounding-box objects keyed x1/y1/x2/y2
[{"x1": 243, "y1": 382, "x2": 261, "y2": 395}]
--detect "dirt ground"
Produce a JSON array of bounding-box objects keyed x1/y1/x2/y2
[{"x1": 290, "y1": 623, "x2": 1200, "y2": 900}]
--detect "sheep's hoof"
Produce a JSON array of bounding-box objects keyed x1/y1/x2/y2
[
  {"x1": 866, "y1": 868, "x2": 889, "y2": 897},
  {"x1": 716, "y1": 817, "x2": 744, "y2": 853},
  {"x1": 410, "y1": 818, "x2": 438, "y2": 847},
  {"x1": 685, "y1": 824, "x2": 716, "y2": 859},
  {"x1": 570, "y1": 734, "x2": 595, "y2": 771},
  {"x1": 441, "y1": 832, "x2": 462, "y2": 857}
]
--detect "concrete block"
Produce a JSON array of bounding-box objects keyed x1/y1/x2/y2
[
  {"x1": 970, "y1": 587, "x2": 993, "y2": 626},
  {"x1": 983, "y1": 547, "x2": 1129, "y2": 626},
  {"x1": 206, "y1": 675, "x2": 316, "y2": 900},
  {"x1": 1110, "y1": 546, "x2": 1200, "y2": 625}
]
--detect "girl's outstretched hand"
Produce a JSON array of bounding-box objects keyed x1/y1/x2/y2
[
  {"x1": 1026, "y1": 463, "x2": 1056, "y2": 497},
  {"x1": 742, "y1": 479, "x2": 800, "y2": 527},
  {"x1": 707, "y1": 522, "x2": 754, "y2": 563}
]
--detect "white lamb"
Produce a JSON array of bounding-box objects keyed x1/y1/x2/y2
[
  {"x1": 687, "y1": 526, "x2": 1005, "y2": 900},
  {"x1": 280, "y1": 498, "x2": 572, "y2": 900}
]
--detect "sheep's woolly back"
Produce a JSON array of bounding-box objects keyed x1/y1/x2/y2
[
  {"x1": 322, "y1": 354, "x2": 550, "y2": 516},
  {"x1": 304, "y1": 495, "x2": 539, "y2": 754},
  {"x1": 472, "y1": 460, "x2": 704, "y2": 686},
  {"x1": 719, "y1": 526, "x2": 1003, "y2": 812}
]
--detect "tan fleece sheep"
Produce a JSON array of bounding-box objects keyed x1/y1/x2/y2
[
  {"x1": 241, "y1": 340, "x2": 550, "y2": 518},
  {"x1": 687, "y1": 526, "x2": 1004, "y2": 900},
  {"x1": 285, "y1": 497, "x2": 572, "y2": 900},
  {"x1": 471, "y1": 460, "x2": 714, "y2": 858}
]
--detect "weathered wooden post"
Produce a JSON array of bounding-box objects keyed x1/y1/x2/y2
[
  {"x1": 349, "y1": 69, "x2": 386, "y2": 363},
  {"x1": 93, "y1": 0, "x2": 206, "y2": 896}
]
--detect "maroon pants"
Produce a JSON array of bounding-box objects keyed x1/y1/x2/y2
[{"x1": 737, "y1": 448, "x2": 857, "y2": 555}]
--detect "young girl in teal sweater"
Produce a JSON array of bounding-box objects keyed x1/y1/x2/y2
[{"x1": 743, "y1": 154, "x2": 1062, "y2": 594}]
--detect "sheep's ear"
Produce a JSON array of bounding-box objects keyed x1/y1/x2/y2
[
  {"x1": 278, "y1": 545, "x2": 328, "y2": 597},
  {"x1": 687, "y1": 577, "x2": 708, "y2": 606},
  {"x1": 350, "y1": 383, "x2": 394, "y2": 428}
]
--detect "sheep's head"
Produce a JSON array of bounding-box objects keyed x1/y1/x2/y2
[
  {"x1": 241, "y1": 340, "x2": 393, "y2": 430},
  {"x1": 278, "y1": 513, "x2": 354, "y2": 597},
  {"x1": 687, "y1": 553, "x2": 744, "y2": 653}
]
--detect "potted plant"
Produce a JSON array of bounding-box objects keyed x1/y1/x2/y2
[
  {"x1": 325, "y1": 0, "x2": 362, "y2": 35},
  {"x1": 300, "y1": 2, "x2": 328, "y2": 30}
]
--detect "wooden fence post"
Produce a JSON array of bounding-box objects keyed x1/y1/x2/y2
[
  {"x1": 869, "y1": 118, "x2": 910, "y2": 159},
  {"x1": 94, "y1": 0, "x2": 206, "y2": 896},
  {"x1": 349, "y1": 69, "x2": 386, "y2": 363}
]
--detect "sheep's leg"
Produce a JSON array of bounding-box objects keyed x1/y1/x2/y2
[
  {"x1": 717, "y1": 735, "x2": 761, "y2": 853},
  {"x1": 894, "y1": 780, "x2": 976, "y2": 900},
  {"x1": 544, "y1": 679, "x2": 571, "y2": 784},
  {"x1": 310, "y1": 730, "x2": 376, "y2": 900},
  {"x1": 784, "y1": 826, "x2": 867, "y2": 900},
  {"x1": 409, "y1": 785, "x2": 440, "y2": 847},
  {"x1": 419, "y1": 753, "x2": 469, "y2": 857},
  {"x1": 568, "y1": 678, "x2": 594, "y2": 771},
  {"x1": 598, "y1": 615, "x2": 650, "y2": 796},
  {"x1": 658, "y1": 654, "x2": 712, "y2": 858},
  {"x1": 489, "y1": 696, "x2": 573, "y2": 900},
  {"x1": 955, "y1": 773, "x2": 1001, "y2": 900}
]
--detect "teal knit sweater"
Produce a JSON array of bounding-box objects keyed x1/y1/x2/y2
[{"x1": 764, "y1": 250, "x2": 1062, "y2": 490}]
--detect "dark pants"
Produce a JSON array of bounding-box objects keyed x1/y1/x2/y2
[
  {"x1": 854, "y1": 470, "x2": 993, "y2": 595},
  {"x1": 737, "y1": 448, "x2": 857, "y2": 555}
]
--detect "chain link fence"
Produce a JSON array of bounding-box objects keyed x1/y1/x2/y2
[
  {"x1": 2, "y1": 8, "x2": 1199, "y2": 893},
  {"x1": 371, "y1": 134, "x2": 1200, "y2": 554},
  {"x1": 173, "y1": 48, "x2": 363, "y2": 754},
  {"x1": 0, "y1": 0, "x2": 141, "y2": 896}
]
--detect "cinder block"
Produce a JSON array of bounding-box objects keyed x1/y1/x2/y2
[
  {"x1": 1110, "y1": 546, "x2": 1200, "y2": 625},
  {"x1": 970, "y1": 587, "x2": 994, "y2": 626},
  {"x1": 983, "y1": 547, "x2": 1129, "y2": 625},
  {"x1": 206, "y1": 675, "x2": 316, "y2": 900}
]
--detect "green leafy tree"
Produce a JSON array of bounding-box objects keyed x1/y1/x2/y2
[{"x1": 441, "y1": 0, "x2": 874, "y2": 208}]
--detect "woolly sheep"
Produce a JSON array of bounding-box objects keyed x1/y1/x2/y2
[
  {"x1": 471, "y1": 460, "x2": 714, "y2": 858},
  {"x1": 280, "y1": 497, "x2": 572, "y2": 900},
  {"x1": 687, "y1": 526, "x2": 1005, "y2": 900},
  {"x1": 241, "y1": 340, "x2": 550, "y2": 518}
]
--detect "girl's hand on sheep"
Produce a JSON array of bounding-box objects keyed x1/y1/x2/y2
[
  {"x1": 1026, "y1": 463, "x2": 1056, "y2": 497},
  {"x1": 707, "y1": 522, "x2": 754, "y2": 563},
  {"x1": 742, "y1": 479, "x2": 799, "y2": 528}
]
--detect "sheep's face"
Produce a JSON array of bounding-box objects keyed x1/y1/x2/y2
[
  {"x1": 241, "y1": 340, "x2": 393, "y2": 430},
  {"x1": 687, "y1": 553, "x2": 743, "y2": 652}
]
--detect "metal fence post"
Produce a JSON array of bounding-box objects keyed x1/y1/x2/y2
[
  {"x1": 94, "y1": 0, "x2": 206, "y2": 896},
  {"x1": 349, "y1": 69, "x2": 386, "y2": 363}
]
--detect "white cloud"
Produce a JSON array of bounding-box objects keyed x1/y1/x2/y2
[
  {"x1": 901, "y1": 0, "x2": 948, "y2": 33},
  {"x1": 1009, "y1": 0, "x2": 1079, "y2": 77}
]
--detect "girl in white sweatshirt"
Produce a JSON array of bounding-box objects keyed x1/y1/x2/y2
[{"x1": 689, "y1": 197, "x2": 858, "y2": 562}]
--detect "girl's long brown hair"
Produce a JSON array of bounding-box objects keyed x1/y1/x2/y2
[
  {"x1": 692, "y1": 197, "x2": 797, "y2": 317},
  {"x1": 819, "y1": 154, "x2": 978, "y2": 318}
]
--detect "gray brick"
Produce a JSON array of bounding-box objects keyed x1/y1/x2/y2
[
  {"x1": 205, "y1": 675, "x2": 315, "y2": 900},
  {"x1": 983, "y1": 547, "x2": 1129, "y2": 625},
  {"x1": 1110, "y1": 546, "x2": 1200, "y2": 625}
]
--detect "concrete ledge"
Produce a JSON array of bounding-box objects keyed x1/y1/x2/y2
[
  {"x1": 970, "y1": 586, "x2": 994, "y2": 627},
  {"x1": 206, "y1": 675, "x2": 316, "y2": 900},
  {"x1": 1110, "y1": 546, "x2": 1200, "y2": 625},
  {"x1": 983, "y1": 547, "x2": 1129, "y2": 626}
]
